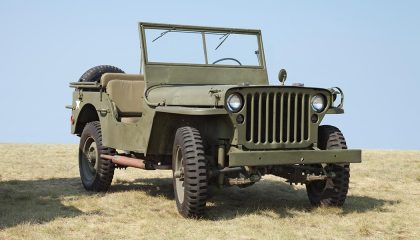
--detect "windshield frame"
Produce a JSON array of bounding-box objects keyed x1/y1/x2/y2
[{"x1": 139, "y1": 22, "x2": 266, "y2": 69}]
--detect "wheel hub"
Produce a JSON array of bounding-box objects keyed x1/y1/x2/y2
[
  {"x1": 174, "y1": 146, "x2": 185, "y2": 203},
  {"x1": 83, "y1": 137, "x2": 98, "y2": 174}
]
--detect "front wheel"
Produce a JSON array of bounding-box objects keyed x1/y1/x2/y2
[
  {"x1": 306, "y1": 125, "x2": 350, "y2": 206},
  {"x1": 172, "y1": 127, "x2": 208, "y2": 218}
]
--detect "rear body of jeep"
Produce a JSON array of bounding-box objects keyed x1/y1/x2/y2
[{"x1": 68, "y1": 22, "x2": 361, "y2": 218}]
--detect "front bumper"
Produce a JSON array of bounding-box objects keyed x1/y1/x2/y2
[{"x1": 228, "y1": 148, "x2": 362, "y2": 167}]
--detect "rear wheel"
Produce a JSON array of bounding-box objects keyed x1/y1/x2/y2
[
  {"x1": 306, "y1": 125, "x2": 350, "y2": 206},
  {"x1": 172, "y1": 127, "x2": 208, "y2": 218},
  {"x1": 79, "y1": 121, "x2": 115, "y2": 191},
  {"x1": 79, "y1": 65, "x2": 124, "y2": 83}
]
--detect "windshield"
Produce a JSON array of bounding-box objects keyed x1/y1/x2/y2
[{"x1": 144, "y1": 28, "x2": 262, "y2": 67}]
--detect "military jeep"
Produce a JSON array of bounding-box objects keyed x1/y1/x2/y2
[{"x1": 68, "y1": 22, "x2": 361, "y2": 218}]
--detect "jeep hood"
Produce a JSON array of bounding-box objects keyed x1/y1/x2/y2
[
  {"x1": 146, "y1": 85, "x2": 235, "y2": 107},
  {"x1": 145, "y1": 84, "x2": 332, "y2": 108}
]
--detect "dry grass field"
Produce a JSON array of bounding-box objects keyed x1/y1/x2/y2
[{"x1": 0, "y1": 144, "x2": 419, "y2": 240}]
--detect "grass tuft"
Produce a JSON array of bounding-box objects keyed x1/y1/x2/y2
[{"x1": 359, "y1": 224, "x2": 372, "y2": 236}]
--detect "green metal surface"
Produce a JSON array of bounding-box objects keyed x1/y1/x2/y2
[
  {"x1": 155, "y1": 106, "x2": 226, "y2": 115},
  {"x1": 143, "y1": 64, "x2": 268, "y2": 87},
  {"x1": 326, "y1": 107, "x2": 345, "y2": 114},
  {"x1": 146, "y1": 85, "x2": 234, "y2": 107},
  {"x1": 70, "y1": 91, "x2": 153, "y2": 152},
  {"x1": 225, "y1": 86, "x2": 331, "y2": 149},
  {"x1": 228, "y1": 148, "x2": 362, "y2": 167},
  {"x1": 69, "y1": 22, "x2": 359, "y2": 166},
  {"x1": 139, "y1": 22, "x2": 268, "y2": 88}
]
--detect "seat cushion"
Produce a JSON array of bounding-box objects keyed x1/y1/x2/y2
[
  {"x1": 101, "y1": 73, "x2": 144, "y2": 88},
  {"x1": 106, "y1": 80, "x2": 145, "y2": 117}
]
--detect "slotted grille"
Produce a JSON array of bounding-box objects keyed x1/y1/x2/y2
[{"x1": 245, "y1": 91, "x2": 310, "y2": 145}]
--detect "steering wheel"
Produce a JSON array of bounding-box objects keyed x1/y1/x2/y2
[{"x1": 212, "y1": 58, "x2": 242, "y2": 65}]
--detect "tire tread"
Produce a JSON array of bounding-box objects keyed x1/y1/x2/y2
[
  {"x1": 173, "y1": 126, "x2": 208, "y2": 218},
  {"x1": 306, "y1": 125, "x2": 350, "y2": 207},
  {"x1": 79, "y1": 121, "x2": 115, "y2": 192}
]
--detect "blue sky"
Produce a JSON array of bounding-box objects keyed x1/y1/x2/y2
[{"x1": 0, "y1": 1, "x2": 419, "y2": 149}]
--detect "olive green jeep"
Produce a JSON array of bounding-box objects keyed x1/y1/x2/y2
[{"x1": 67, "y1": 22, "x2": 361, "y2": 218}]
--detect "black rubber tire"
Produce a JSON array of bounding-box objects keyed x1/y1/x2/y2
[
  {"x1": 306, "y1": 125, "x2": 350, "y2": 206},
  {"x1": 79, "y1": 121, "x2": 115, "y2": 191},
  {"x1": 172, "y1": 127, "x2": 208, "y2": 218},
  {"x1": 79, "y1": 65, "x2": 124, "y2": 83}
]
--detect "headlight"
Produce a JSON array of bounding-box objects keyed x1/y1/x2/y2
[
  {"x1": 311, "y1": 94, "x2": 326, "y2": 112},
  {"x1": 226, "y1": 93, "x2": 243, "y2": 112}
]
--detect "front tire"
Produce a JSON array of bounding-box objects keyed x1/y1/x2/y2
[
  {"x1": 306, "y1": 125, "x2": 350, "y2": 206},
  {"x1": 172, "y1": 127, "x2": 208, "y2": 218},
  {"x1": 79, "y1": 121, "x2": 115, "y2": 191}
]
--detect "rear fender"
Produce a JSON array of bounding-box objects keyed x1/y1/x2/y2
[{"x1": 73, "y1": 103, "x2": 99, "y2": 135}]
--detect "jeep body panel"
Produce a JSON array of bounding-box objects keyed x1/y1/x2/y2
[
  {"x1": 70, "y1": 83, "x2": 232, "y2": 155},
  {"x1": 225, "y1": 86, "x2": 333, "y2": 149},
  {"x1": 69, "y1": 21, "x2": 361, "y2": 168},
  {"x1": 142, "y1": 64, "x2": 268, "y2": 87},
  {"x1": 139, "y1": 22, "x2": 268, "y2": 88},
  {"x1": 70, "y1": 89, "x2": 154, "y2": 152},
  {"x1": 146, "y1": 85, "x2": 234, "y2": 107},
  {"x1": 155, "y1": 106, "x2": 226, "y2": 115}
]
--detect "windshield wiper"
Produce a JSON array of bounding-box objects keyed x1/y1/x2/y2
[
  {"x1": 215, "y1": 33, "x2": 230, "y2": 50},
  {"x1": 152, "y1": 29, "x2": 173, "y2": 42}
]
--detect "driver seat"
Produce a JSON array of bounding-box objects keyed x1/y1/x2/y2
[{"x1": 100, "y1": 73, "x2": 145, "y2": 123}]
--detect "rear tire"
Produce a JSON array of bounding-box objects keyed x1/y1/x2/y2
[
  {"x1": 172, "y1": 127, "x2": 208, "y2": 218},
  {"x1": 79, "y1": 65, "x2": 124, "y2": 83},
  {"x1": 306, "y1": 125, "x2": 350, "y2": 206},
  {"x1": 79, "y1": 121, "x2": 115, "y2": 191}
]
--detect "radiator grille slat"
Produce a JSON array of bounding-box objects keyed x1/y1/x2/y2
[
  {"x1": 272, "y1": 93, "x2": 277, "y2": 143},
  {"x1": 245, "y1": 91, "x2": 311, "y2": 145},
  {"x1": 286, "y1": 93, "x2": 291, "y2": 143},
  {"x1": 265, "y1": 93, "x2": 270, "y2": 143},
  {"x1": 279, "y1": 93, "x2": 284, "y2": 143},
  {"x1": 257, "y1": 94, "x2": 262, "y2": 143},
  {"x1": 293, "y1": 93, "x2": 298, "y2": 143}
]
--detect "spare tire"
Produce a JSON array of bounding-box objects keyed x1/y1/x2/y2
[{"x1": 79, "y1": 65, "x2": 124, "y2": 83}]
